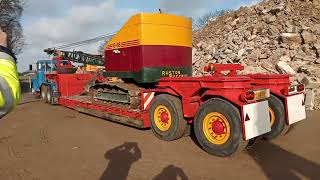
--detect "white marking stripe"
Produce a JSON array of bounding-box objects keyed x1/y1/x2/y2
[
  {"x1": 143, "y1": 92, "x2": 155, "y2": 110},
  {"x1": 0, "y1": 77, "x2": 15, "y2": 118}
]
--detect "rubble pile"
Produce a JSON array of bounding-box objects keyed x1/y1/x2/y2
[{"x1": 192, "y1": 0, "x2": 320, "y2": 110}]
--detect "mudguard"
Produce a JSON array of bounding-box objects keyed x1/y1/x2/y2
[
  {"x1": 286, "y1": 93, "x2": 306, "y2": 125},
  {"x1": 242, "y1": 101, "x2": 271, "y2": 140}
]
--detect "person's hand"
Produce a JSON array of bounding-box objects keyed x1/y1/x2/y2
[{"x1": 0, "y1": 28, "x2": 8, "y2": 47}]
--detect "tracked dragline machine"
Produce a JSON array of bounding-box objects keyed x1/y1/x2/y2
[{"x1": 33, "y1": 13, "x2": 306, "y2": 157}]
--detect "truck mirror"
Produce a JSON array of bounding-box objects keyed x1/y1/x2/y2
[{"x1": 29, "y1": 64, "x2": 33, "y2": 71}]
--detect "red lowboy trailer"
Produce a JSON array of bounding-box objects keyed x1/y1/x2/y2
[{"x1": 44, "y1": 65, "x2": 272, "y2": 157}]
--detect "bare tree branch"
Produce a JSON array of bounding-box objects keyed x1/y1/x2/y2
[
  {"x1": 0, "y1": 0, "x2": 25, "y2": 55},
  {"x1": 193, "y1": 9, "x2": 233, "y2": 31}
]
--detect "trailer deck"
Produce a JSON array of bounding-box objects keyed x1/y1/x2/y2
[{"x1": 59, "y1": 95, "x2": 148, "y2": 128}]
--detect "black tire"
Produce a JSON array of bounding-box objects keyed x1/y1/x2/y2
[
  {"x1": 183, "y1": 124, "x2": 192, "y2": 137},
  {"x1": 149, "y1": 94, "x2": 187, "y2": 141},
  {"x1": 46, "y1": 86, "x2": 53, "y2": 104},
  {"x1": 263, "y1": 95, "x2": 287, "y2": 140},
  {"x1": 40, "y1": 85, "x2": 48, "y2": 103},
  {"x1": 194, "y1": 98, "x2": 245, "y2": 157}
]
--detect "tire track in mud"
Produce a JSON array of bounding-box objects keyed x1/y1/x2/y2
[
  {"x1": 0, "y1": 167, "x2": 40, "y2": 180},
  {"x1": 16, "y1": 168, "x2": 40, "y2": 180},
  {"x1": 0, "y1": 136, "x2": 22, "y2": 160},
  {"x1": 7, "y1": 141, "x2": 20, "y2": 159},
  {"x1": 40, "y1": 126, "x2": 49, "y2": 144}
]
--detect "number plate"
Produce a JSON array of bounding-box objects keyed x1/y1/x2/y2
[{"x1": 255, "y1": 89, "x2": 269, "y2": 100}]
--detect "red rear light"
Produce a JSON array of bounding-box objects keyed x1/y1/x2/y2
[
  {"x1": 204, "y1": 63, "x2": 215, "y2": 72},
  {"x1": 297, "y1": 84, "x2": 305, "y2": 92},
  {"x1": 245, "y1": 91, "x2": 255, "y2": 101},
  {"x1": 282, "y1": 84, "x2": 305, "y2": 96},
  {"x1": 203, "y1": 66, "x2": 209, "y2": 72},
  {"x1": 243, "y1": 89, "x2": 270, "y2": 102}
]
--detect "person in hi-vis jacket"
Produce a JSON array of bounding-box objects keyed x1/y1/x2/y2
[{"x1": 0, "y1": 28, "x2": 20, "y2": 118}]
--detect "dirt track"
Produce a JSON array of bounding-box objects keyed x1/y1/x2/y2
[{"x1": 0, "y1": 81, "x2": 319, "y2": 180}]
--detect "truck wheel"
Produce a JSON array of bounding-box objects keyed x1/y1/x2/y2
[
  {"x1": 46, "y1": 86, "x2": 53, "y2": 104},
  {"x1": 149, "y1": 94, "x2": 187, "y2": 141},
  {"x1": 194, "y1": 98, "x2": 245, "y2": 157},
  {"x1": 40, "y1": 85, "x2": 48, "y2": 103},
  {"x1": 31, "y1": 87, "x2": 39, "y2": 98},
  {"x1": 263, "y1": 95, "x2": 287, "y2": 140}
]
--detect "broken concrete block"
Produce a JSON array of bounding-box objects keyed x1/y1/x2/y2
[
  {"x1": 302, "y1": 56, "x2": 317, "y2": 62},
  {"x1": 301, "y1": 76, "x2": 320, "y2": 88},
  {"x1": 205, "y1": 54, "x2": 213, "y2": 61},
  {"x1": 269, "y1": 5, "x2": 285, "y2": 15},
  {"x1": 248, "y1": 35, "x2": 257, "y2": 41},
  {"x1": 301, "y1": 31, "x2": 317, "y2": 44},
  {"x1": 276, "y1": 61, "x2": 296, "y2": 74},
  {"x1": 305, "y1": 89, "x2": 315, "y2": 110},
  {"x1": 297, "y1": 67, "x2": 312, "y2": 76},
  {"x1": 280, "y1": 33, "x2": 303, "y2": 44},
  {"x1": 280, "y1": 55, "x2": 291, "y2": 62},
  {"x1": 196, "y1": 41, "x2": 207, "y2": 49},
  {"x1": 225, "y1": 49, "x2": 233, "y2": 54},
  {"x1": 238, "y1": 65, "x2": 268, "y2": 75},
  {"x1": 237, "y1": 49, "x2": 246, "y2": 58},
  {"x1": 231, "y1": 19, "x2": 238, "y2": 26},
  {"x1": 267, "y1": 16, "x2": 277, "y2": 23},
  {"x1": 294, "y1": 73, "x2": 307, "y2": 82},
  {"x1": 313, "y1": 43, "x2": 320, "y2": 50}
]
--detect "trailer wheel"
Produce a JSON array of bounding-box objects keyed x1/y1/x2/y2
[
  {"x1": 194, "y1": 98, "x2": 245, "y2": 157},
  {"x1": 40, "y1": 85, "x2": 48, "y2": 103},
  {"x1": 263, "y1": 95, "x2": 287, "y2": 140},
  {"x1": 149, "y1": 94, "x2": 187, "y2": 141}
]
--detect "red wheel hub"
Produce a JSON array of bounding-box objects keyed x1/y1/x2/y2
[
  {"x1": 160, "y1": 112, "x2": 169, "y2": 123},
  {"x1": 212, "y1": 121, "x2": 225, "y2": 135}
]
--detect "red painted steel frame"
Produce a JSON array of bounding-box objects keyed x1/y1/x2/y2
[
  {"x1": 249, "y1": 74, "x2": 291, "y2": 98},
  {"x1": 46, "y1": 73, "x2": 94, "y2": 96},
  {"x1": 59, "y1": 97, "x2": 150, "y2": 128},
  {"x1": 148, "y1": 75, "x2": 256, "y2": 119}
]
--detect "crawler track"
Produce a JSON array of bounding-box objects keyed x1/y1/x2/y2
[{"x1": 89, "y1": 82, "x2": 144, "y2": 110}]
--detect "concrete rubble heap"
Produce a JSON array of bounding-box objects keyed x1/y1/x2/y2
[{"x1": 192, "y1": 0, "x2": 320, "y2": 110}]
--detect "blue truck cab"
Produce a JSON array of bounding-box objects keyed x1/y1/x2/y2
[
  {"x1": 30, "y1": 59, "x2": 77, "y2": 104},
  {"x1": 31, "y1": 60, "x2": 57, "y2": 93}
]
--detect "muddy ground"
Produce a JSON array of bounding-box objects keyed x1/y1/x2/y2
[{"x1": 0, "y1": 81, "x2": 319, "y2": 180}]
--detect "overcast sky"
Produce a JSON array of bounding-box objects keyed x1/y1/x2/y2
[{"x1": 17, "y1": 0, "x2": 259, "y2": 72}]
